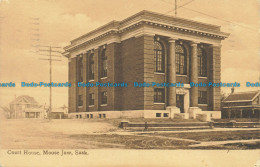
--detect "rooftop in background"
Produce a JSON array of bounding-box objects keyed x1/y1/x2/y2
[
  {"x1": 10, "y1": 95, "x2": 39, "y2": 105},
  {"x1": 223, "y1": 90, "x2": 260, "y2": 103}
]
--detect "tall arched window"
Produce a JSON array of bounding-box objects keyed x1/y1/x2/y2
[
  {"x1": 89, "y1": 53, "x2": 94, "y2": 80},
  {"x1": 78, "y1": 55, "x2": 83, "y2": 82},
  {"x1": 154, "y1": 41, "x2": 165, "y2": 73},
  {"x1": 101, "y1": 49, "x2": 107, "y2": 78},
  {"x1": 198, "y1": 47, "x2": 207, "y2": 77},
  {"x1": 175, "y1": 44, "x2": 186, "y2": 75}
]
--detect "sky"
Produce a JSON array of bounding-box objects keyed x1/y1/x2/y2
[{"x1": 0, "y1": 0, "x2": 259, "y2": 107}]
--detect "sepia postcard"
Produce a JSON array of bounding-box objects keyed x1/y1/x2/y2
[{"x1": 0, "y1": 0, "x2": 259, "y2": 166}]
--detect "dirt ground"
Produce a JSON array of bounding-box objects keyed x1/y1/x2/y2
[
  {"x1": 0, "y1": 118, "x2": 118, "y2": 149},
  {"x1": 0, "y1": 118, "x2": 259, "y2": 149}
]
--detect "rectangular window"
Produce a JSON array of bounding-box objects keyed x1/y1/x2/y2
[
  {"x1": 103, "y1": 114, "x2": 106, "y2": 118},
  {"x1": 78, "y1": 55, "x2": 83, "y2": 82},
  {"x1": 90, "y1": 114, "x2": 93, "y2": 118},
  {"x1": 154, "y1": 88, "x2": 165, "y2": 103},
  {"x1": 163, "y1": 113, "x2": 169, "y2": 117},
  {"x1": 78, "y1": 95, "x2": 83, "y2": 107},
  {"x1": 156, "y1": 113, "x2": 161, "y2": 117},
  {"x1": 89, "y1": 54, "x2": 94, "y2": 80},
  {"x1": 87, "y1": 114, "x2": 89, "y2": 118},
  {"x1": 198, "y1": 91, "x2": 207, "y2": 104},
  {"x1": 101, "y1": 91, "x2": 107, "y2": 105},
  {"x1": 99, "y1": 114, "x2": 102, "y2": 118},
  {"x1": 89, "y1": 93, "x2": 94, "y2": 105}
]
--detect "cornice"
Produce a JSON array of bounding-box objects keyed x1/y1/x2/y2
[
  {"x1": 63, "y1": 11, "x2": 230, "y2": 57},
  {"x1": 64, "y1": 21, "x2": 229, "y2": 53}
]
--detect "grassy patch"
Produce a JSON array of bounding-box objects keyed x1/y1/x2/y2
[
  {"x1": 70, "y1": 134, "x2": 198, "y2": 149},
  {"x1": 144, "y1": 130, "x2": 260, "y2": 142},
  {"x1": 213, "y1": 118, "x2": 260, "y2": 122}
]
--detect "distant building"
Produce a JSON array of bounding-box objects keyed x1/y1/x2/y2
[
  {"x1": 222, "y1": 90, "x2": 260, "y2": 119},
  {"x1": 9, "y1": 95, "x2": 47, "y2": 119},
  {"x1": 63, "y1": 10, "x2": 229, "y2": 119},
  {"x1": 49, "y1": 105, "x2": 68, "y2": 119}
]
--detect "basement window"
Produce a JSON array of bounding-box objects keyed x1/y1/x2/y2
[
  {"x1": 156, "y1": 113, "x2": 161, "y2": 117},
  {"x1": 163, "y1": 113, "x2": 169, "y2": 117}
]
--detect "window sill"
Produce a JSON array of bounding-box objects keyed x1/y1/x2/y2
[
  {"x1": 198, "y1": 104, "x2": 208, "y2": 106},
  {"x1": 154, "y1": 72, "x2": 165, "y2": 75},
  {"x1": 100, "y1": 104, "x2": 107, "y2": 106},
  {"x1": 88, "y1": 105, "x2": 94, "y2": 107},
  {"x1": 78, "y1": 106, "x2": 83, "y2": 108},
  {"x1": 154, "y1": 103, "x2": 165, "y2": 104},
  {"x1": 101, "y1": 77, "x2": 108, "y2": 80},
  {"x1": 89, "y1": 80, "x2": 94, "y2": 82},
  {"x1": 198, "y1": 77, "x2": 207, "y2": 79},
  {"x1": 176, "y1": 75, "x2": 187, "y2": 77}
]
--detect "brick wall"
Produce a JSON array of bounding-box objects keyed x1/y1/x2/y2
[
  {"x1": 68, "y1": 37, "x2": 221, "y2": 113},
  {"x1": 143, "y1": 35, "x2": 155, "y2": 110},
  {"x1": 208, "y1": 46, "x2": 221, "y2": 111},
  {"x1": 68, "y1": 57, "x2": 77, "y2": 113},
  {"x1": 120, "y1": 36, "x2": 145, "y2": 110},
  {"x1": 114, "y1": 43, "x2": 123, "y2": 110}
]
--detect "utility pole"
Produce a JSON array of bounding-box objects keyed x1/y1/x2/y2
[
  {"x1": 175, "y1": 0, "x2": 177, "y2": 16},
  {"x1": 38, "y1": 45, "x2": 62, "y2": 118}
]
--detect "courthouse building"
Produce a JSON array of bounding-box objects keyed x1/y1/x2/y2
[{"x1": 63, "y1": 11, "x2": 229, "y2": 119}]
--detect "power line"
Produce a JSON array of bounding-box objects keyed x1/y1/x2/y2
[
  {"x1": 163, "y1": 0, "x2": 195, "y2": 15},
  {"x1": 159, "y1": 0, "x2": 258, "y2": 32},
  {"x1": 181, "y1": 6, "x2": 259, "y2": 32}
]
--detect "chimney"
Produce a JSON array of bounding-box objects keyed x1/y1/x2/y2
[{"x1": 231, "y1": 87, "x2": 235, "y2": 94}]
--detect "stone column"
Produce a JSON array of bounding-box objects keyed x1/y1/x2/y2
[
  {"x1": 167, "y1": 38, "x2": 180, "y2": 118},
  {"x1": 190, "y1": 42, "x2": 199, "y2": 107},
  {"x1": 168, "y1": 39, "x2": 177, "y2": 106}
]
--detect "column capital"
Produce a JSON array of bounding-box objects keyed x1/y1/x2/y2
[
  {"x1": 190, "y1": 41, "x2": 200, "y2": 47},
  {"x1": 168, "y1": 37, "x2": 178, "y2": 43}
]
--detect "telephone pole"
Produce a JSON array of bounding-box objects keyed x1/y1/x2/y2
[
  {"x1": 175, "y1": 0, "x2": 177, "y2": 16},
  {"x1": 38, "y1": 45, "x2": 62, "y2": 118}
]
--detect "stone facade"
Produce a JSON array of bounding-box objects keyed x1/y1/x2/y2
[{"x1": 63, "y1": 10, "x2": 229, "y2": 119}]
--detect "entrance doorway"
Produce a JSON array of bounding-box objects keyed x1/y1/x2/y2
[{"x1": 176, "y1": 94, "x2": 184, "y2": 113}]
